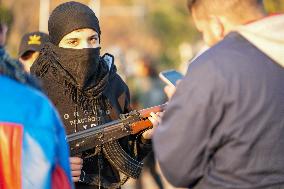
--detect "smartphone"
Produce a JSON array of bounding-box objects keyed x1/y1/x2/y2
[{"x1": 159, "y1": 69, "x2": 183, "y2": 87}]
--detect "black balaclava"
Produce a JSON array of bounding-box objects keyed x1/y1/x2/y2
[
  {"x1": 31, "y1": 1, "x2": 111, "y2": 125},
  {"x1": 48, "y1": 1, "x2": 101, "y2": 45},
  {"x1": 45, "y1": 1, "x2": 104, "y2": 89},
  {"x1": 50, "y1": 43, "x2": 105, "y2": 89}
]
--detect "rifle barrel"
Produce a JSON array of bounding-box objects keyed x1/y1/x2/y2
[
  {"x1": 138, "y1": 103, "x2": 167, "y2": 118},
  {"x1": 67, "y1": 119, "x2": 122, "y2": 142}
]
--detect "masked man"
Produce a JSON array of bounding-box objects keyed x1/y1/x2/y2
[{"x1": 31, "y1": 2, "x2": 154, "y2": 189}]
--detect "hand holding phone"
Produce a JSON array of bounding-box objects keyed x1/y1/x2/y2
[
  {"x1": 159, "y1": 70, "x2": 183, "y2": 99},
  {"x1": 159, "y1": 69, "x2": 183, "y2": 87}
]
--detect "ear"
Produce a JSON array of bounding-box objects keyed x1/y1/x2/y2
[{"x1": 209, "y1": 15, "x2": 225, "y2": 39}]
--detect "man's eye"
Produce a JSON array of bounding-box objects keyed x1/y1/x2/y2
[
  {"x1": 90, "y1": 37, "x2": 98, "y2": 43},
  {"x1": 67, "y1": 40, "x2": 78, "y2": 46}
]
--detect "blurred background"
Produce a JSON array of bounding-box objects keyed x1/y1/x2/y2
[{"x1": 1, "y1": 0, "x2": 283, "y2": 188}]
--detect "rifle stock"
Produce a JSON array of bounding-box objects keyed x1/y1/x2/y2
[{"x1": 67, "y1": 103, "x2": 166, "y2": 156}]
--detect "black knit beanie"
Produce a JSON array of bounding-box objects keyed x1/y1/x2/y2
[{"x1": 48, "y1": 1, "x2": 101, "y2": 45}]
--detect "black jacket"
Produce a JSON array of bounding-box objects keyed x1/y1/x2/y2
[{"x1": 31, "y1": 53, "x2": 151, "y2": 189}]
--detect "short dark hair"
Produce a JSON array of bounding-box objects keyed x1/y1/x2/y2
[
  {"x1": 187, "y1": 0, "x2": 263, "y2": 10},
  {"x1": 187, "y1": 0, "x2": 264, "y2": 22}
]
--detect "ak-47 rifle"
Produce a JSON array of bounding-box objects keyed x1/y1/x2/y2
[{"x1": 68, "y1": 103, "x2": 166, "y2": 156}]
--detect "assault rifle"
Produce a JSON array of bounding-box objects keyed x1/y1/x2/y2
[{"x1": 68, "y1": 103, "x2": 166, "y2": 156}]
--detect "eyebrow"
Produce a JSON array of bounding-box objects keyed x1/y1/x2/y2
[
  {"x1": 89, "y1": 34, "x2": 99, "y2": 39},
  {"x1": 65, "y1": 38, "x2": 78, "y2": 40}
]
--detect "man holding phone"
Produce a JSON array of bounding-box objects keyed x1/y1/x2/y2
[{"x1": 153, "y1": 0, "x2": 284, "y2": 189}]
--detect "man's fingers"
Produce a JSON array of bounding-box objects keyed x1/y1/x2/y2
[
  {"x1": 164, "y1": 85, "x2": 176, "y2": 99},
  {"x1": 157, "y1": 111, "x2": 164, "y2": 117},
  {"x1": 70, "y1": 157, "x2": 83, "y2": 165},
  {"x1": 72, "y1": 170, "x2": 81, "y2": 177},
  {"x1": 72, "y1": 176, "x2": 80, "y2": 182},
  {"x1": 70, "y1": 157, "x2": 83, "y2": 179},
  {"x1": 148, "y1": 117, "x2": 156, "y2": 125},
  {"x1": 71, "y1": 163, "x2": 82, "y2": 171},
  {"x1": 150, "y1": 112, "x2": 162, "y2": 123},
  {"x1": 176, "y1": 79, "x2": 182, "y2": 85},
  {"x1": 150, "y1": 112, "x2": 158, "y2": 119}
]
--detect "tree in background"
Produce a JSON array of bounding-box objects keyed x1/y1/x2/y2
[
  {"x1": 0, "y1": 5, "x2": 13, "y2": 35},
  {"x1": 144, "y1": 0, "x2": 284, "y2": 69},
  {"x1": 145, "y1": 0, "x2": 199, "y2": 69},
  {"x1": 2, "y1": 0, "x2": 284, "y2": 70},
  {"x1": 0, "y1": 6, "x2": 13, "y2": 25},
  {"x1": 265, "y1": 0, "x2": 284, "y2": 13}
]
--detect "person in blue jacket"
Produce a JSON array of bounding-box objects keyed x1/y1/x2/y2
[{"x1": 0, "y1": 41, "x2": 73, "y2": 189}]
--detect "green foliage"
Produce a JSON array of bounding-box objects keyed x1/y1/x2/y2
[
  {"x1": 0, "y1": 6, "x2": 13, "y2": 26},
  {"x1": 144, "y1": 0, "x2": 284, "y2": 68},
  {"x1": 145, "y1": 1, "x2": 199, "y2": 68},
  {"x1": 264, "y1": 0, "x2": 284, "y2": 13}
]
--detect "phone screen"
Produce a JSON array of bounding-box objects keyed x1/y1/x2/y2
[{"x1": 159, "y1": 70, "x2": 183, "y2": 86}]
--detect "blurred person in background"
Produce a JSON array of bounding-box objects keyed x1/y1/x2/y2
[
  {"x1": 0, "y1": 22, "x2": 8, "y2": 47},
  {"x1": 1, "y1": 16, "x2": 38, "y2": 86},
  {"x1": 31, "y1": 2, "x2": 157, "y2": 189},
  {"x1": 153, "y1": 0, "x2": 284, "y2": 188},
  {"x1": 1, "y1": 16, "x2": 11, "y2": 64},
  {"x1": 128, "y1": 55, "x2": 166, "y2": 109},
  {"x1": 18, "y1": 31, "x2": 49, "y2": 72},
  {"x1": 135, "y1": 151, "x2": 164, "y2": 189},
  {"x1": 127, "y1": 56, "x2": 165, "y2": 189},
  {"x1": 0, "y1": 23, "x2": 73, "y2": 189}
]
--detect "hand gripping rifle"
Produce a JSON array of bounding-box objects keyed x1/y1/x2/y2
[{"x1": 68, "y1": 103, "x2": 166, "y2": 156}]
